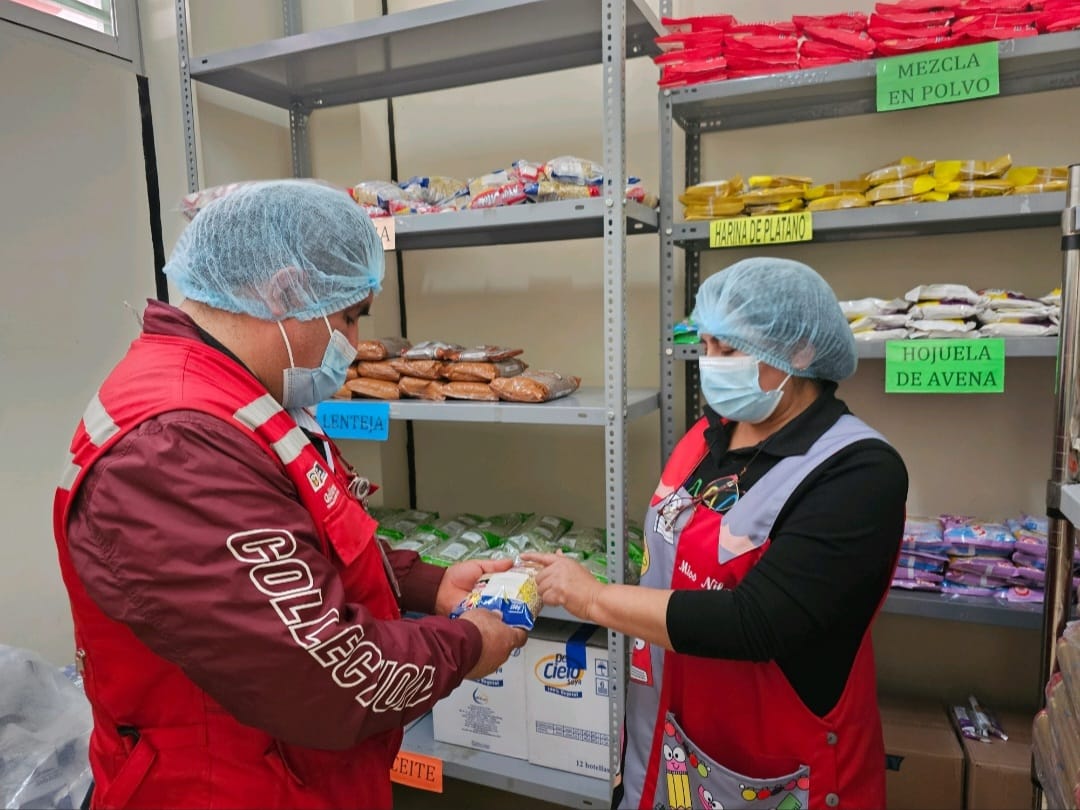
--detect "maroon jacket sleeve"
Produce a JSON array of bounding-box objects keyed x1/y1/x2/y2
[
  {"x1": 66, "y1": 410, "x2": 482, "y2": 750},
  {"x1": 383, "y1": 545, "x2": 447, "y2": 616}
]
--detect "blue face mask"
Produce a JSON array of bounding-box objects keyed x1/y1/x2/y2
[
  {"x1": 279, "y1": 316, "x2": 356, "y2": 410},
  {"x1": 698, "y1": 355, "x2": 791, "y2": 424}
]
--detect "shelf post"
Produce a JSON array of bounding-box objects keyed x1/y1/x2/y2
[
  {"x1": 174, "y1": 0, "x2": 198, "y2": 194},
  {"x1": 660, "y1": 90, "x2": 677, "y2": 462},
  {"x1": 282, "y1": 0, "x2": 311, "y2": 178},
  {"x1": 1042, "y1": 164, "x2": 1080, "y2": 689},
  {"x1": 683, "y1": 125, "x2": 703, "y2": 429},
  {"x1": 602, "y1": 0, "x2": 629, "y2": 792}
]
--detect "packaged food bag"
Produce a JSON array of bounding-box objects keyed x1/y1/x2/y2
[{"x1": 450, "y1": 563, "x2": 544, "y2": 630}]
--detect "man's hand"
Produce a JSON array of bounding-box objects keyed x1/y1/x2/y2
[
  {"x1": 434, "y1": 557, "x2": 516, "y2": 617},
  {"x1": 519, "y1": 552, "x2": 604, "y2": 622},
  {"x1": 457, "y1": 609, "x2": 528, "y2": 681}
]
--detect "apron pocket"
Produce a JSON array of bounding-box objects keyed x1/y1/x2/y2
[{"x1": 658, "y1": 712, "x2": 810, "y2": 810}]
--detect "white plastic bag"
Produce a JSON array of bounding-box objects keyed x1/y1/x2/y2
[{"x1": 0, "y1": 645, "x2": 92, "y2": 809}]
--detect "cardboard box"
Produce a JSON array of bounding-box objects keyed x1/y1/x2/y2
[
  {"x1": 881, "y1": 697, "x2": 965, "y2": 810},
  {"x1": 959, "y1": 710, "x2": 1034, "y2": 810},
  {"x1": 525, "y1": 624, "x2": 611, "y2": 780},
  {"x1": 431, "y1": 645, "x2": 528, "y2": 760}
]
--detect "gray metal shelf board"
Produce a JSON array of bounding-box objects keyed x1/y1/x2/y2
[
  {"x1": 322, "y1": 388, "x2": 659, "y2": 431},
  {"x1": 673, "y1": 193, "x2": 1064, "y2": 248},
  {"x1": 402, "y1": 713, "x2": 608, "y2": 807},
  {"x1": 190, "y1": 0, "x2": 664, "y2": 109},
  {"x1": 673, "y1": 337, "x2": 1057, "y2": 360},
  {"x1": 1061, "y1": 484, "x2": 1080, "y2": 530},
  {"x1": 882, "y1": 589, "x2": 1043, "y2": 629},
  {"x1": 393, "y1": 200, "x2": 658, "y2": 250},
  {"x1": 669, "y1": 31, "x2": 1080, "y2": 132}
]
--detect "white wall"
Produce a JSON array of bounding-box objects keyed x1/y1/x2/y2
[{"x1": 0, "y1": 22, "x2": 157, "y2": 661}]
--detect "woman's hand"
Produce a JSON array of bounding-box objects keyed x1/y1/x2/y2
[
  {"x1": 519, "y1": 552, "x2": 603, "y2": 621},
  {"x1": 434, "y1": 557, "x2": 515, "y2": 617}
]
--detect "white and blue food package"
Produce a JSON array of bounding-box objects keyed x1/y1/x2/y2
[{"x1": 451, "y1": 563, "x2": 543, "y2": 630}]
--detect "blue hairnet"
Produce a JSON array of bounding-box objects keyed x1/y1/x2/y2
[
  {"x1": 691, "y1": 257, "x2": 857, "y2": 381},
  {"x1": 163, "y1": 179, "x2": 384, "y2": 321}
]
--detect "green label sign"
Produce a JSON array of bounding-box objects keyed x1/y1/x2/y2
[
  {"x1": 876, "y1": 43, "x2": 999, "y2": 112},
  {"x1": 709, "y1": 212, "x2": 813, "y2": 248},
  {"x1": 885, "y1": 339, "x2": 1005, "y2": 394}
]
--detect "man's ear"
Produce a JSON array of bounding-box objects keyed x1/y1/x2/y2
[{"x1": 260, "y1": 266, "x2": 306, "y2": 318}]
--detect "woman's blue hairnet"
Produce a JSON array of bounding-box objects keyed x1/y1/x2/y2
[
  {"x1": 691, "y1": 257, "x2": 857, "y2": 382},
  {"x1": 163, "y1": 179, "x2": 384, "y2": 322}
]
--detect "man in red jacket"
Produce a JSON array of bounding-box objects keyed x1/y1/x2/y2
[{"x1": 53, "y1": 180, "x2": 526, "y2": 810}]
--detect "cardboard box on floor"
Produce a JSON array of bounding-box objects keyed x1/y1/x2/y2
[
  {"x1": 957, "y1": 709, "x2": 1035, "y2": 810},
  {"x1": 880, "y1": 697, "x2": 964, "y2": 810}
]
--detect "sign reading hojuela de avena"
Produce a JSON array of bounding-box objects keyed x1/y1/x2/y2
[{"x1": 885, "y1": 339, "x2": 1005, "y2": 394}]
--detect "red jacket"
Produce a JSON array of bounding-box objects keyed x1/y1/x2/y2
[{"x1": 53, "y1": 302, "x2": 481, "y2": 809}]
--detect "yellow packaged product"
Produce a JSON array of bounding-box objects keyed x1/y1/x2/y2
[
  {"x1": 739, "y1": 185, "x2": 808, "y2": 205},
  {"x1": 805, "y1": 179, "x2": 870, "y2": 200},
  {"x1": 865, "y1": 175, "x2": 937, "y2": 203},
  {"x1": 1005, "y1": 165, "x2": 1068, "y2": 187},
  {"x1": 936, "y1": 179, "x2": 1012, "y2": 198},
  {"x1": 864, "y1": 157, "x2": 936, "y2": 187},
  {"x1": 932, "y1": 154, "x2": 1012, "y2": 184},
  {"x1": 1012, "y1": 181, "x2": 1068, "y2": 194},
  {"x1": 746, "y1": 199, "x2": 806, "y2": 216},
  {"x1": 683, "y1": 197, "x2": 746, "y2": 219},
  {"x1": 747, "y1": 174, "x2": 813, "y2": 189},
  {"x1": 872, "y1": 191, "x2": 949, "y2": 206},
  {"x1": 680, "y1": 177, "x2": 744, "y2": 204},
  {"x1": 807, "y1": 194, "x2": 870, "y2": 212}
]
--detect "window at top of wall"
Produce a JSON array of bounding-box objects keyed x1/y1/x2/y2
[{"x1": 1, "y1": 0, "x2": 141, "y2": 69}]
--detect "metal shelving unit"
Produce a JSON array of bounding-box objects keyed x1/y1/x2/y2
[
  {"x1": 673, "y1": 337, "x2": 1059, "y2": 361},
  {"x1": 657, "y1": 16, "x2": 1080, "y2": 635},
  {"x1": 176, "y1": 1, "x2": 662, "y2": 804},
  {"x1": 318, "y1": 388, "x2": 660, "y2": 430}
]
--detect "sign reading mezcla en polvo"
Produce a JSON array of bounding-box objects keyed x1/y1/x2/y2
[
  {"x1": 876, "y1": 43, "x2": 1000, "y2": 112},
  {"x1": 885, "y1": 339, "x2": 1005, "y2": 394}
]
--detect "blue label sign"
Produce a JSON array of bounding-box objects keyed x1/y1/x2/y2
[{"x1": 316, "y1": 401, "x2": 390, "y2": 441}]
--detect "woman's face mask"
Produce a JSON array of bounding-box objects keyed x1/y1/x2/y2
[
  {"x1": 698, "y1": 354, "x2": 791, "y2": 424},
  {"x1": 278, "y1": 316, "x2": 356, "y2": 410}
]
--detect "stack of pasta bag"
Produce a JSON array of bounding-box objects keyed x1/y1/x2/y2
[{"x1": 335, "y1": 338, "x2": 581, "y2": 404}]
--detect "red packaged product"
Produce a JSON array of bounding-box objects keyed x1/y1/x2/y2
[
  {"x1": 802, "y1": 25, "x2": 878, "y2": 53},
  {"x1": 869, "y1": 22, "x2": 953, "y2": 37},
  {"x1": 654, "y1": 31, "x2": 727, "y2": 51},
  {"x1": 1041, "y1": 0, "x2": 1080, "y2": 8},
  {"x1": 728, "y1": 65, "x2": 799, "y2": 79},
  {"x1": 724, "y1": 34, "x2": 799, "y2": 54},
  {"x1": 654, "y1": 46, "x2": 724, "y2": 65},
  {"x1": 877, "y1": 0, "x2": 964, "y2": 10},
  {"x1": 467, "y1": 182, "x2": 527, "y2": 210},
  {"x1": 725, "y1": 54, "x2": 801, "y2": 70},
  {"x1": 659, "y1": 63, "x2": 727, "y2": 88},
  {"x1": 959, "y1": 0, "x2": 1033, "y2": 10},
  {"x1": 800, "y1": 55, "x2": 862, "y2": 67},
  {"x1": 792, "y1": 12, "x2": 869, "y2": 31},
  {"x1": 727, "y1": 21, "x2": 798, "y2": 36},
  {"x1": 1041, "y1": 12, "x2": 1080, "y2": 29},
  {"x1": 951, "y1": 10, "x2": 1040, "y2": 30},
  {"x1": 660, "y1": 15, "x2": 736, "y2": 33},
  {"x1": 875, "y1": 34, "x2": 961, "y2": 53},
  {"x1": 800, "y1": 39, "x2": 873, "y2": 60},
  {"x1": 871, "y1": 9, "x2": 958, "y2": 26},
  {"x1": 952, "y1": 25, "x2": 1039, "y2": 39}
]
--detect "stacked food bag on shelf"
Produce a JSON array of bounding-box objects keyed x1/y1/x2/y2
[
  {"x1": 655, "y1": 0, "x2": 1080, "y2": 88},
  {"x1": 680, "y1": 154, "x2": 1068, "y2": 220},
  {"x1": 368, "y1": 506, "x2": 646, "y2": 584},
  {"x1": 335, "y1": 337, "x2": 580, "y2": 403},
  {"x1": 894, "y1": 512, "x2": 1075, "y2": 604},
  {"x1": 1037, "y1": 619, "x2": 1080, "y2": 807},
  {"x1": 839, "y1": 283, "x2": 1061, "y2": 341},
  {"x1": 350, "y1": 155, "x2": 657, "y2": 218}
]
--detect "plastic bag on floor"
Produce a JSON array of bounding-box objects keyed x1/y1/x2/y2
[{"x1": 0, "y1": 645, "x2": 92, "y2": 809}]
